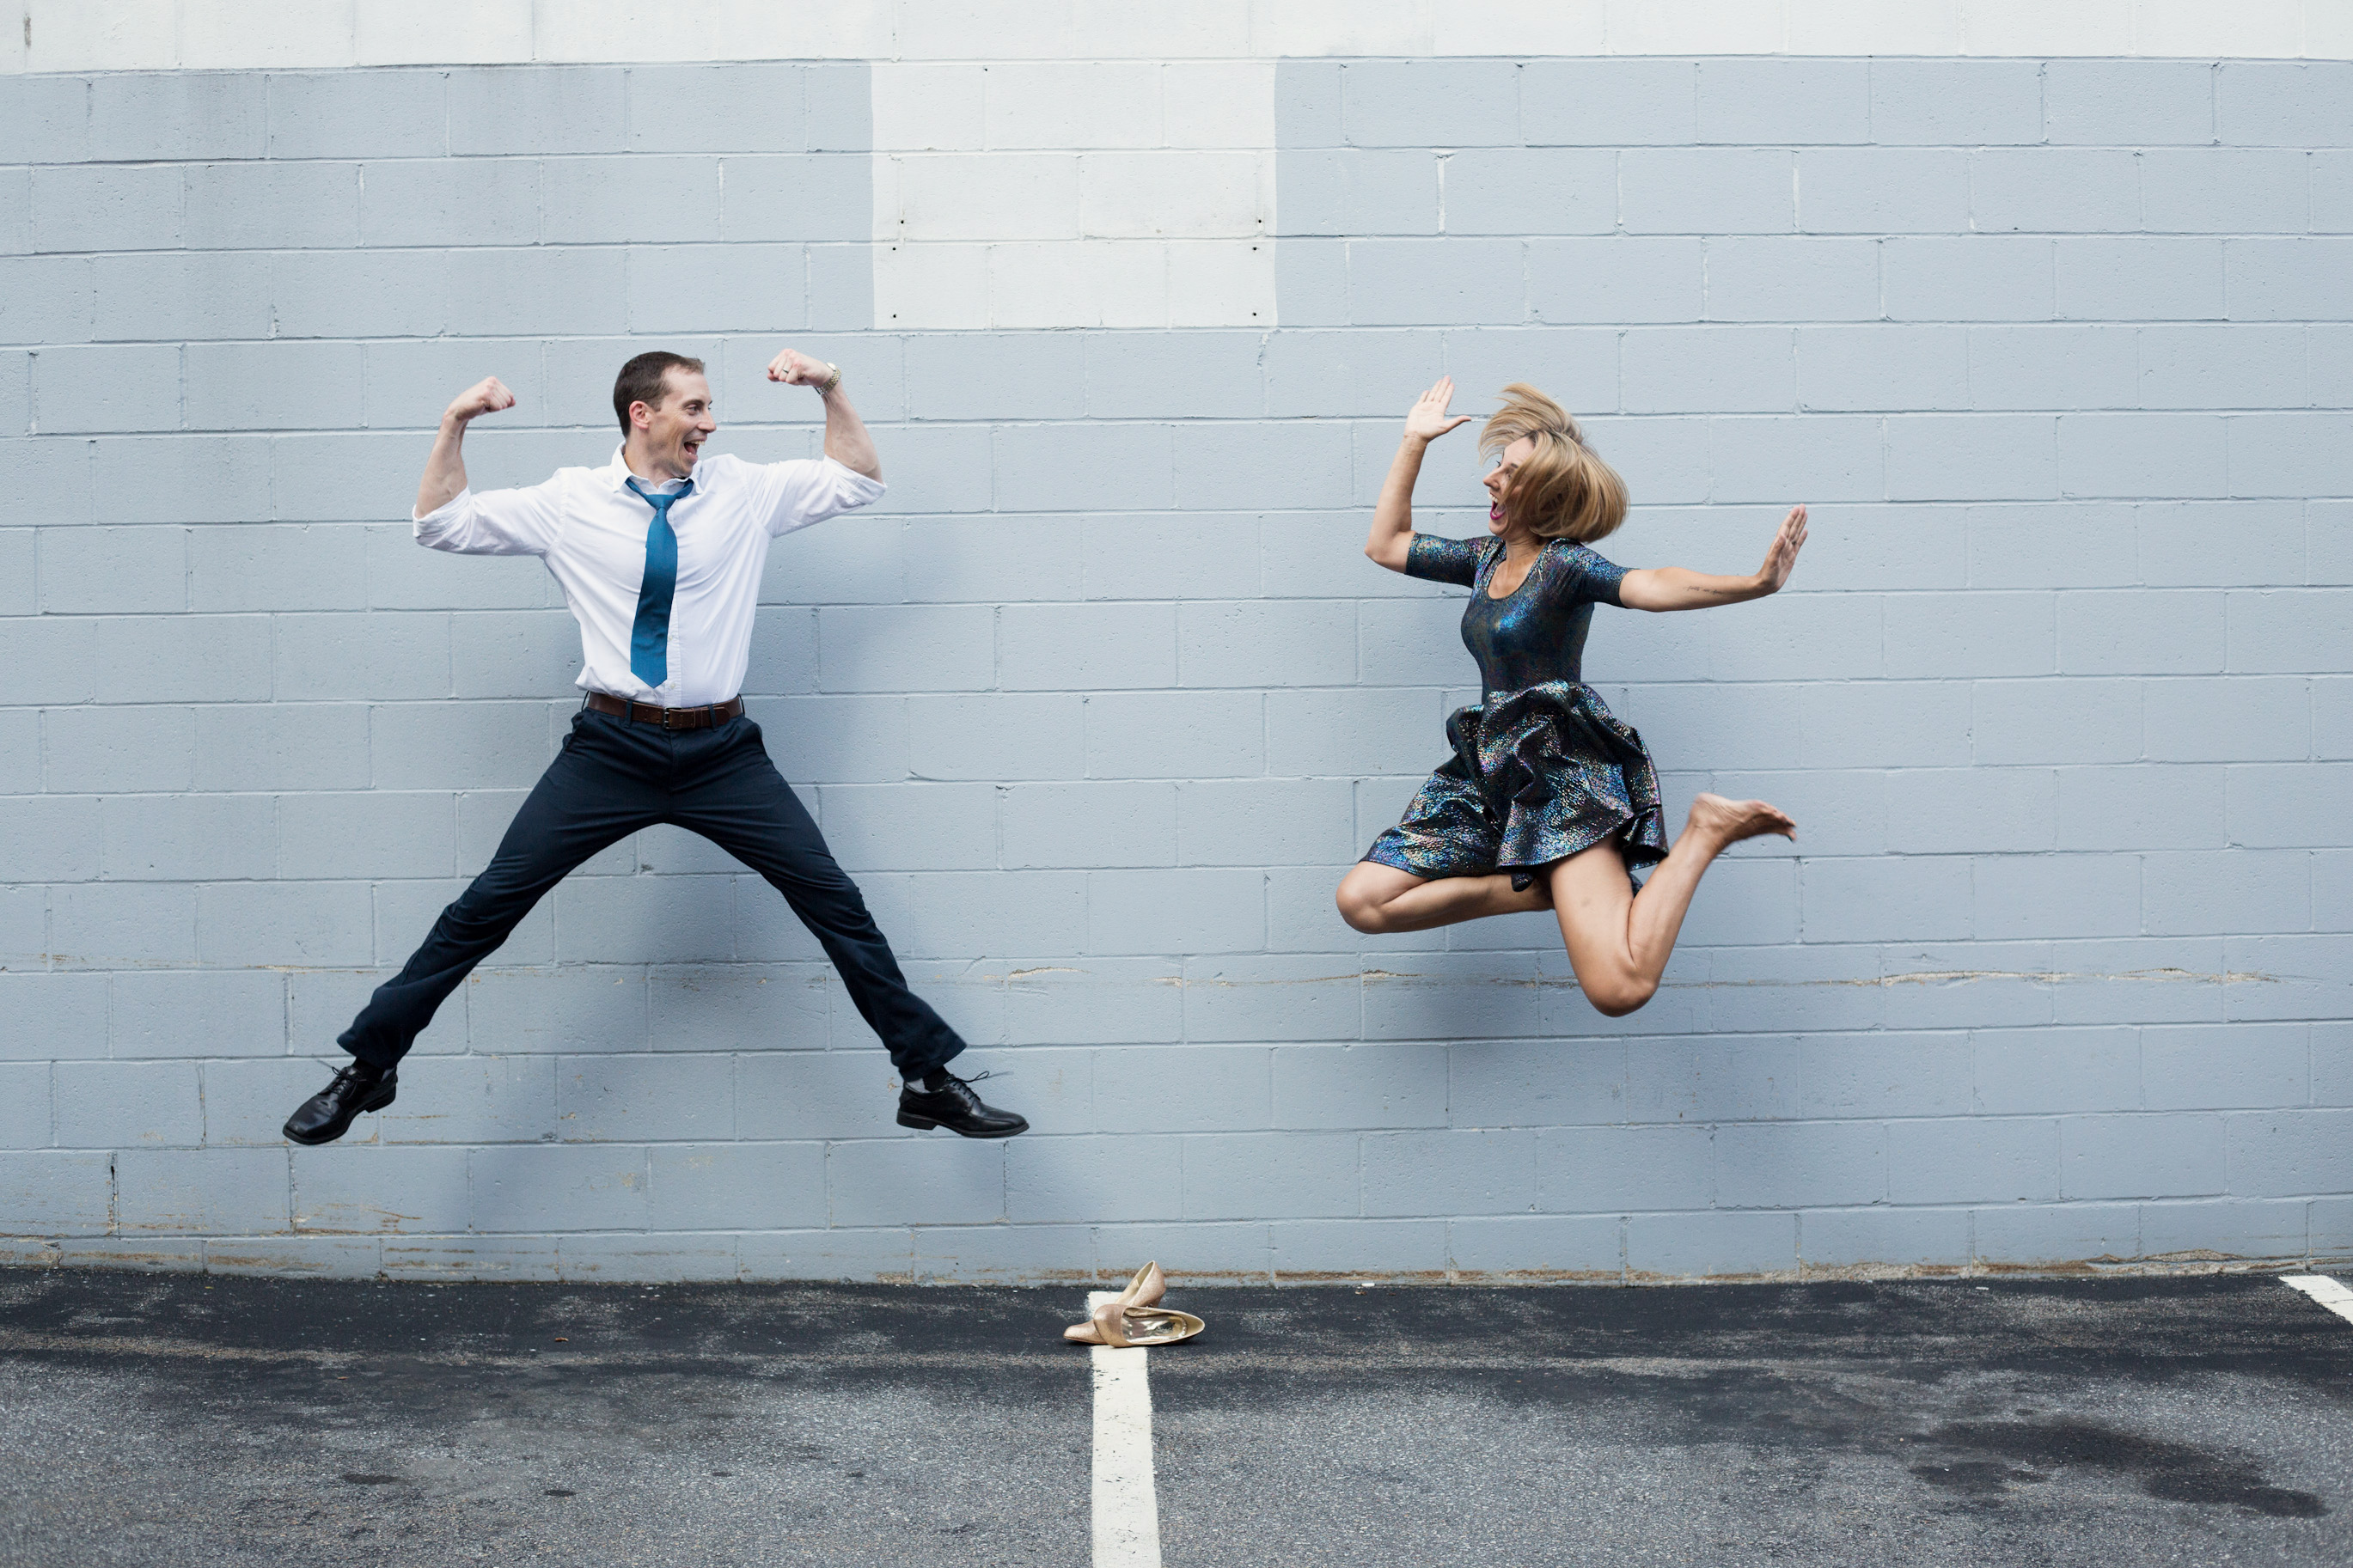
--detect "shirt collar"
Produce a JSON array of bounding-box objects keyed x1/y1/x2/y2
[{"x1": 604, "y1": 445, "x2": 696, "y2": 495}]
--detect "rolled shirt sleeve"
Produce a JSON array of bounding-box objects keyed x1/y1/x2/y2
[
  {"x1": 761, "y1": 455, "x2": 888, "y2": 537},
  {"x1": 413, "y1": 478, "x2": 566, "y2": 557}
]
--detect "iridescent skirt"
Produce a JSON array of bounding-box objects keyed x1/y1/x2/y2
[{"x1": 1362, "y1": 680, "x2": 1667, "y2": 890}]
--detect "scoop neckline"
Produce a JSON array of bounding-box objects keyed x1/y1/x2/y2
[{"x1": 1482, "y1": 538, "x2": 1549, "y2": 602}]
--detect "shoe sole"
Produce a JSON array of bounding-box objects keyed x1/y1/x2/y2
[
  {"x1": 283, "y1": 1083, "x2": 397, "y2": 1147},
  {"x1": 896, "y1": 1110, "x2": 1028, "y2": 1139}
]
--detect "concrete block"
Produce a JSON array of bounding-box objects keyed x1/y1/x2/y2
[
  {"x1": 112, "y1": 968, "x2": 287, "y2": 1067},
  {"x1": 1708, "y1": 414, "x2": 1883, "y2": 503},
  {"x1": 2057, "y1": 238, "x2": 2225, "y2": 323},
  {"x1": 553, "y1": 872, "x2": 732, "y2": 966},
  {"x1": 0, "y1": 1151, "x2": 112, "y2": 1234},
  {"x1": 1084, "y1": 691, "x2": 1263, "y2": 779},
  {"x1": 2043, "y1": 60, "x2": 2213, "y2": 147},
  {"x1": 1362, "y1": 1128, "x2": 1534, "y2": 1217},
  {"x1": 1176, "y1": 778, "x2": 1357, "y2": 869},
  {"x1": 1971, "y1": 150, "x2": 2140, "y2": 235},
  {"x1": 1170, "y1": 955, "x2": 1352, "y2": 1044},
  {"x1": 2057, "y1": 763, "x2": 2226, "y2": 851},
  {"x1": 290, "y1": 1145, "x2": 470, "y2": 1235},
  {"x1": 2138, "y1": 1198, "x2": 2307, "y2": 1262},
  {"x1": 999, "y1": 782, "x2": 1174, "y2": 870},
  {"x1": 187, "y1": 524, "x2": 368, "y2": 614},
  {"x1": 1801, "y1": 1205, "x2": 1971, "y2": 1272},
  {"x1": 2061, "y1": 1112, "x2": 2225, "y2": 1199},
  {"x1": 1264, "y1": 1042, "x2": 1442, "y2": 1130},
  {"x1": 827, "y1": 1135, "x2": 1003, "y2": 1227},
  {"x1": 1885, "y1": 1113, "x2": 2059, "y2": 1205},
  {"x1": 0, "y1": 256, "x2": 94, "y2": 345},
  {"x1": 1522, "y1": 60, "x2": 1695, "y2": 146},
  {"x1": 1177, "y1": 599, "x2": 1352, "y2": 690},
  {"x1": 626, "y1": 63, "x2": 808, "y2": 153},
  {"x1": 543, "y1": 155, "x2": 721, "y2": 245},
  {"x1": 2133, "y1": 325, "x2": 2302, "y2": 412},
  {"x1": 813, "y1": 603, "x2": 990, "y2": 694},
  {"x1": 1347, "y1": 237, "x2": 1523, "y2": 328},
  {"x1": 1442, "y1": 1033, "x2": 1619, "y2": 1129},
  {"x1": 1885, "y1": 591, "x2": 2053, "y2": 680},
  {"x1": 447, "y1": 612, "x2": 583, "y2": 702},
  {"x1": 1361, "y1": 954, "x2": 1543, "y2": 1042},
  {"x1": 2059, "y1": 412, "x2": 2229, "y2": 501},
  {"x1": 721, "y1": 154, "x2": 869, "y2": 243},
  {"x1": 1968, "y1": 678, "x2": 2139, "y2": 766},
  {"x1": 1697, "y1": 58, "x2": 1871, "y2": 145},
  {"x1": 379, "y1": 1052, "x2": 561, "y2": 1145},
  {"x1": 0, "y1": 73, "x2": 90, "y2": 164},
  {"x1": 1796, "y1": 326, "x2": 1965, "y2": 414},
  {"x1": 1274, "y1": 236, "x2": 1348, "y2": 326},
  {"x1": 1623, "y1": 327, "x2": 1795, "y2": 414},
  {"x1": 467, "y1": 966, "x2": 649, "y2": 1056},
  {"x1": 2224, "y1": 238, "x2": 2353, "y2": 322},
  {"x1": 193, "y1": 701, "x2": 372, "y2": 794},
  {"x1": 554, "y1": 1052, "x2": 732, "y2": 1144},
  {"x1": 54, "y1": 1059, "x2": 201, "y2": 1149},
  {"x1": 2228, "y1": 414, "x2": 2353, "y2": 502},
  {"x1": 277, "y1": 611, "x2": 451, "y2": 701},
  {"x1": 267, "y1": 70, "x2": 444, "y2": 158},
  {"x1": 1965, "y1": 501, "x2": 2131, "y2": 590},
  {"x1": 1969, "y1": 326, "x2": 2137, "y2": 412},
  {"x1": 1448, "y1": 1214, "x2": 1622, "y2": 1278},
  {"x1": 1705, "y1": 237, "x2": 1879, "y2": 324},
  {"x1": 1537, "y1": 1124, "x2": 1711, "y2": 1212},
  {"x1": 840, "y1": 868, "x2": 1087, "y2": 963},
  {"x1": 49, "y1": 882, "x2": 200, "y2": 967},
  {"x1": 34, "y1": 344, "x2": 182, "y2": 435},
  {"x1": 447, "y1": 65, "x2": 628, "y2": 155},
  {"x1": 2228, "y1": 763, "x2": 2353, "y2": 851},
  {"x1": 1180, "y1": 1129, "x2": 1355, "y2": 1219},
  {"x1": 0, "y1": 793, "x2": 99, "y2": 882},
  {"x1": 446, "y1": 245, "x2": 629, "y2": 337},
  {"x1": 649, "y1": 962, "x2": 829, "y2": 1055},
  {"x1": 1340, "y1": 60, "x2": 1518, "y2": 149},
  {"x1": 1091, "y1": 1043, "x2": 1268, "y2": 1134},
  {"x1": 1870, "y1": 61, "x2": 2042, "y2": 145},
  {"x1": 380, "y1": 1235, "x2": 562, "y2": 1281},
  {"x1": 2222, "y1": 933, "x2": 2353, "y2": 1023},
  {"x1": 469, "y1": 1142, "x2": 650, "y2": 1231},
  {"x1": 2144, "y1": 677, "x2": 2307, "y2": 766},
  {"x1": 189, "y1": 340, "x2": 373, "y2": 436},
  {"x1": 895, "y1": 692, "x2": 1064, "y2": 782},
  {"x1": 1713, "y1": 1120, "x2": 1885, "y2": 1209},
  {"x1": 1438, "y1": 149, "x2": 1613, "y2": 239},
  {"x1": 999, "y1": 601, "x2": 1174, "y2": 692},
  {"x1": 2216, "y1": 61, "x2": 2353, "y2": 147},
  {"x1": 41, "y1": 703, "x2": 192, "y2": 793},
  {"x1": 2319, "y1": 155, "x2": 2353, "y2": 234},
  {"x1": 359, "y1": 156, "x2": 539, "y2": 247},
  {"x1": 1795, "y1": 148, "x2": 1969, "y2": 236},
  {"x1": 1083, "y1": 513, "x2": 1260, "y2": 603},
  {"x1": 731, "y1": 1049, "x2": 899, "y2": 1143},
  {"x1": 1086, "y1": 868, "x2": 1261, "y2": 956},
  {"x1": 810, "y1": 783, "x2": 992, "y2": 876},
  {"x1": 2139, "y1": 150, "x2": 2308, "y2": 236},
  {"x1": 1884, "y1": 237, "x2": 2055, "y2": 323},
  {"x1": 31, "y1": 164, "x2": 179, "y2": 253},
  {"x1": 1002, "y1": 961, "x2": 1177, "y2": 1047},
  {"x1": 1528, "y1": 237, "x2": 1704, "y2": 325},
  {"x1": 895, "y1": 516, "x2": 1073, "y2": 607},
  {"x1": 184, "y1": 159, "x2": 359, "y2": 250},
  {"x1": 730, "y1": 1226, "x2": 912, "y2": 1284},
  {"x1": 269, "y1": 249, "x2": 448, "y2": 339},
  {"x1": 1625, "y1": 1210, "x2": 1796, "y2": 1279},
  {"x1": 901, "y1": 333, "x2": 1080, "y2": 424},
  {"x1": 1442, "y1": 329, "x2": 1617, "y2": 427},
  {"x1": 1974, "y1": 853, "x2": 2142, "y2": 941},
  {"x1": 2059, "y1": 589, "x2": 2224, "y2": 674},
  {"x1": 98, "y1": 792, "x2": 273, "y2": 881},
  {"x1": 91, "y1": 69, "x2": 260, "y2": 161},
  {"x1": 2142, "y1": 1021, "x2": 2308, "y2": 1113},
  {"x1": 1270, "y1": 1218, "x2": 1447, "y2": 1278},
  {"x1": 1801, "y1": 1033, "x2": 1971, "y2": 1120},
  {"x1": 1006, "y1": 1132, "x2": 1187, "y2": 1223},
  {"x1": 116, "y1": 1146, "x2": 287, "y2": 1234},
  {"x1": 0, "y1": 1062, "x2": 51, "y2": 1149},
  {"x1": 1281, "y1": 149, "x2": 1439, "y2": 238},
  {"x1": 1621, "y1": 149, "x2": 1793, "y2": 236}
]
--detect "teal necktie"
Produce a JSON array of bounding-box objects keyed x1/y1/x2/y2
[{"x1": 625, "y1": 476, "x2": 691, "y2": 689}]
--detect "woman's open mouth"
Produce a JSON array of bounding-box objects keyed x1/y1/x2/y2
[{"x1": 1489, "y1": 502, "x2": 1505, "y2": 522}]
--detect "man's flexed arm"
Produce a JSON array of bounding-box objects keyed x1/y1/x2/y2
[
  {"x1": 415, "y1": 376, "x2": 517, "y2": 519},
  {"x1": 767, "y1": 348, "x2": 879, "y2": 480}
]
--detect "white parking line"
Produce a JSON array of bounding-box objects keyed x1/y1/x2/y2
[
  {"x1": 1088, "y1": 1290, "x2": 1163, "y2": 1568},
  {"x1": 2283, "y1": 1274, "x2": 2353, "y2": 1326}
]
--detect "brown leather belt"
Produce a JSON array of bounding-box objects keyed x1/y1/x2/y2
[{"x1": 584, "y1": 692, "x2": 744, "y2": 730}]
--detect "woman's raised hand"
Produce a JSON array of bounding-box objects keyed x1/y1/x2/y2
[
  {"x1": 1757, "y1": 505, "x2": 1809, "y2": 594},
  {"x1": 1403, "y1": 376, "x2": 1474, "y2": 444}
]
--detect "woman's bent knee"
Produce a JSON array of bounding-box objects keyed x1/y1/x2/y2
[
  {"x1": 1335, "y1": 885, "x2": 1391, "y2": 935},
  {"x1": 1582, "y1": 974, "x2": 1658, "y2": 1017}
]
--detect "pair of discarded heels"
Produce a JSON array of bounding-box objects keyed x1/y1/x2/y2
[{"x1": 1062, "y1": 1261, "x2": 1205, "y2": 1348}]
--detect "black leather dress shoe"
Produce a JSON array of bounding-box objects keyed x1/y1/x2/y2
[
  {"x1": 283, "y1": 1060, "x2": 398, "y2": 1146},
  {"x1": 897, "y1": 1071, "x2": 1028, "y2": 1139}
]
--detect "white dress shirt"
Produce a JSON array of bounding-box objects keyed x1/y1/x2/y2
[{"x1": 415, "y1": 447, "x2": 885, "y2": 708}]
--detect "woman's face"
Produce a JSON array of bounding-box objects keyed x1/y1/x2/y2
[{"x1": 1483, "y1": 435, "x2": 1537, "y2": 536}]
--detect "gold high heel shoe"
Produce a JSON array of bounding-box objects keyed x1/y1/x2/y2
[{"x1": 1062, "y1": 1261, "x2": 1204, "y2": 1347}]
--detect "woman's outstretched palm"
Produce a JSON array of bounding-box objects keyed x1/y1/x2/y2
[
  {"x1": 1404, "y1": 376, "x2": 1474, "y2": 443},
  {"x1": 1757, "y1": 504, "x2": 1808, "y2": 593}
]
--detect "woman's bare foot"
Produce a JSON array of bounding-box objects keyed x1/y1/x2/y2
[{"x1": 1685, "y1": 791, "x2": 1796, "y2": 848}]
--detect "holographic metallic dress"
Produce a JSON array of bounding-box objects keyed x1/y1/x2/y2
[{"x1": 1363, "y1": 533, "x2": 1667, "y2": 889}]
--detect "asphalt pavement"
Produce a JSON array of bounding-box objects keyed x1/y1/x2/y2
[{"x1": 2, "y1": 1268, "x2": 2348, "y2": 1566}]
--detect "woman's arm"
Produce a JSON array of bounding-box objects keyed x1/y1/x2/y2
[
  {"x1": 1619, "y1": 504, "x2": 1807, "y2": 612},
  {"x1": 1365, "y1": 376, "x2": 1473, "y2": 574}
]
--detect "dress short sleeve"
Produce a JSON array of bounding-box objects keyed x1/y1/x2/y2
[
  {"x1": 1405, "y1": 533, "x2": 1485, "y2": 587},
  {"x1": 1557, "y1": 542, "x2": 1629, "y2": 606}
]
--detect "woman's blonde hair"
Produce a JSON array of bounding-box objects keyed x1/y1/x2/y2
[{"x1": 1479, "y1": 382, "x2": 1627, "y2": 544}]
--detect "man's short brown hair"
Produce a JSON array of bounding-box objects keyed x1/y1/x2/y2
[{"x1": 613, "y1": 351, "x2": 707, "y2": 434}]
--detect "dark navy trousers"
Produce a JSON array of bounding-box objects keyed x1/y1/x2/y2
[{"x1": 339, "y1": 707, "x2": 965, "y2": 1077}]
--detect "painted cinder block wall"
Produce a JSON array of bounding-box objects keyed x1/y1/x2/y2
[{"x1": 2, "y1": 8, "x2": 2349, "y2": 1283}]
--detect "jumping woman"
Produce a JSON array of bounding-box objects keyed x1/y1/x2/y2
[{"x1": 1335, "y1": 378, "x2": 1808, "y2": 1016}]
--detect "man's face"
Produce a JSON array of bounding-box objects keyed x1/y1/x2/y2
[{"x1": 632, "y1": 369, "x2": 717, "y2": 479}]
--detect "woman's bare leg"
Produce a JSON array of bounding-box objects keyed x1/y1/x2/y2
[
  {"x1": 1549, "y1": 792, "x2": 1795, "y2": 1016},
  {"x1": 1335, "y1": 860, "x2": 1550, "y2": 934}
]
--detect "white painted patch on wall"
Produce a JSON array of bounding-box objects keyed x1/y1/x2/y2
[
  {"x1": 12, "y1": 0, "x2": 2353, "y2": 71},
  {"x1": 870, "y1": 60, "x2": 1275, "y2": 329}
]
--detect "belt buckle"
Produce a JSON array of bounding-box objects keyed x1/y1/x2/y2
[{"x1": 663, "y1": 705, "x2": 686, "y2": 731}]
